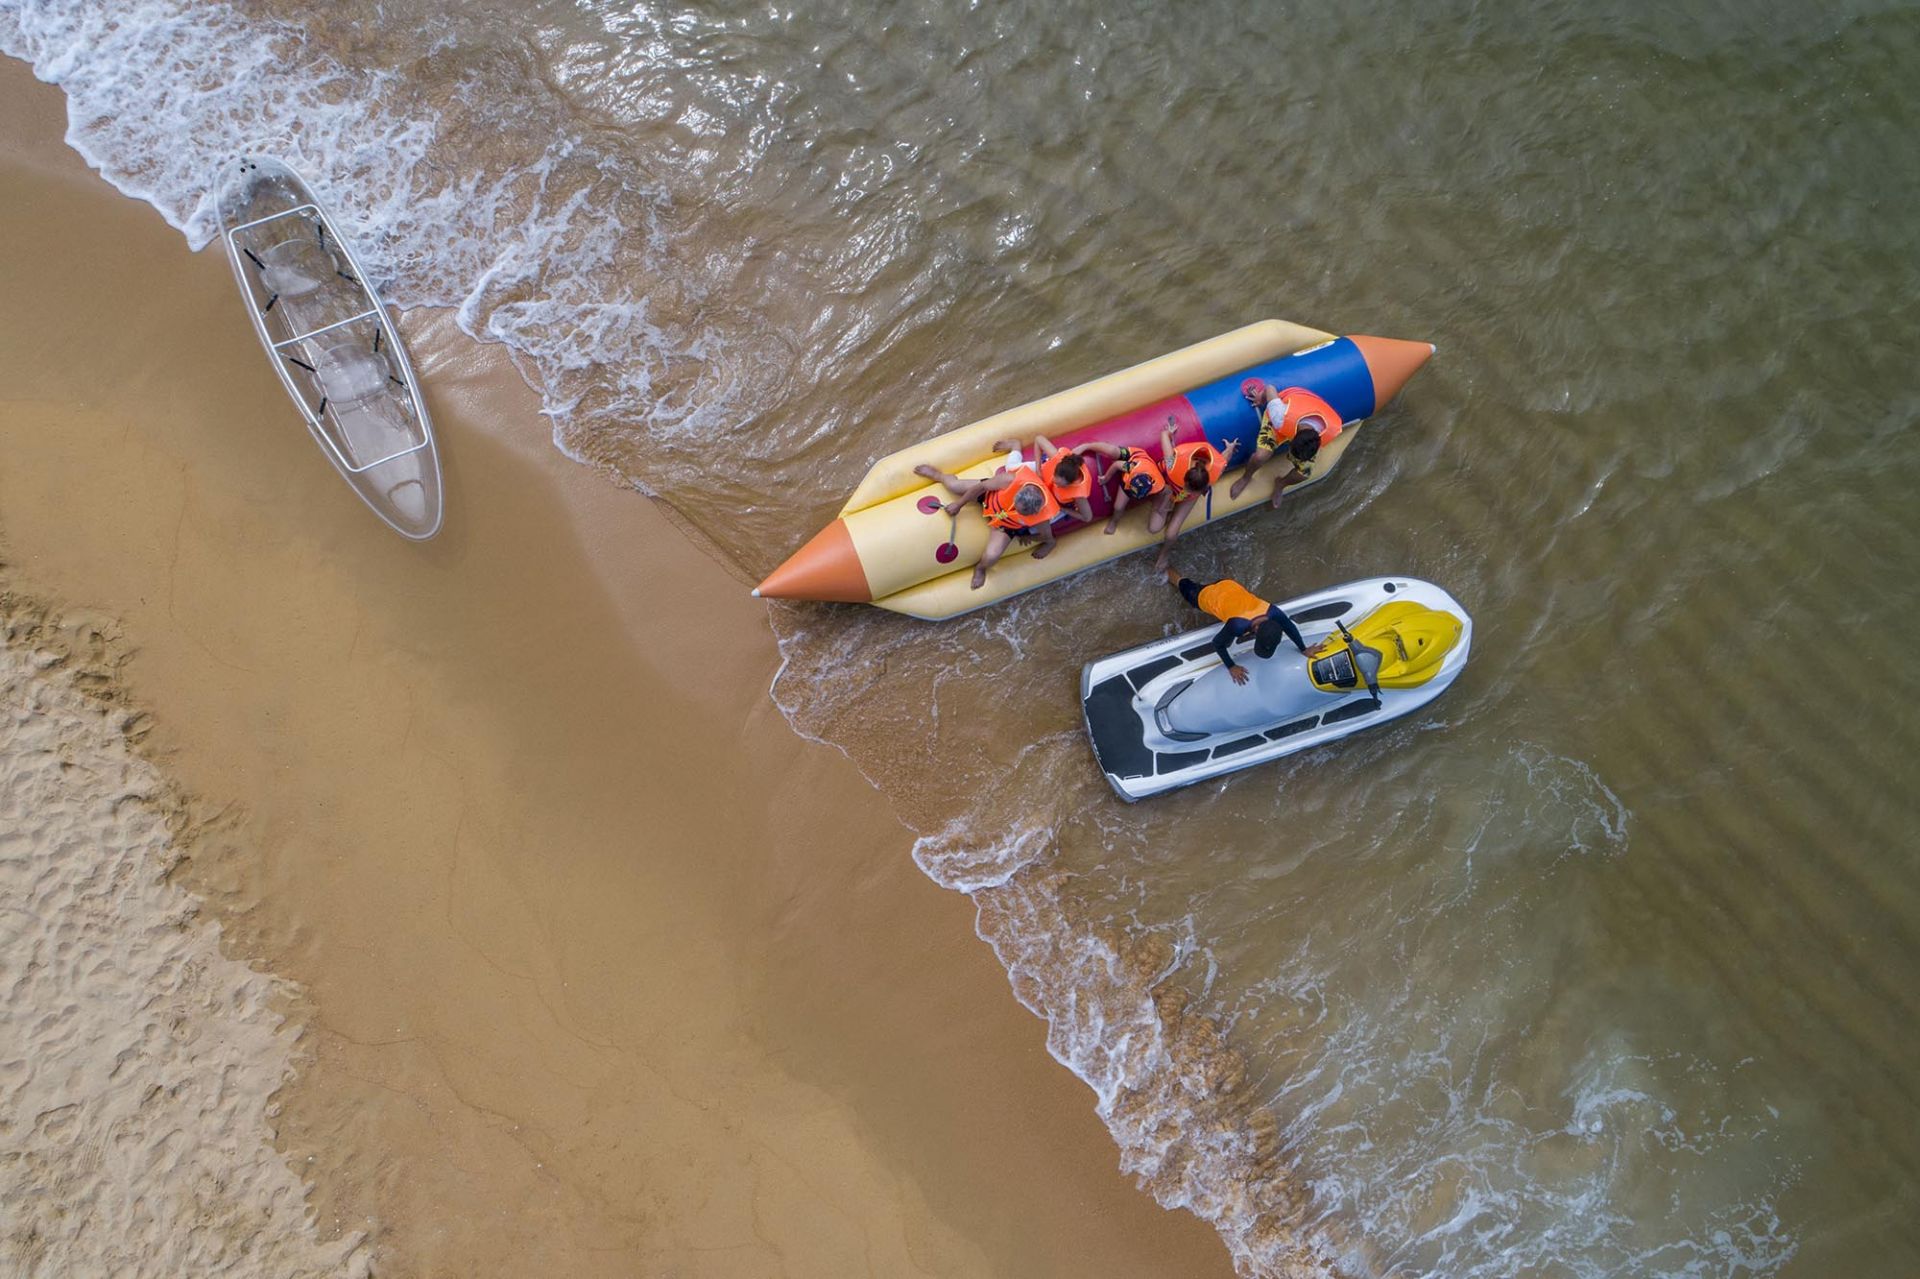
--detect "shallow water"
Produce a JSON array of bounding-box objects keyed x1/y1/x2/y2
[{"x1": 6, "y1": 0, "x2": 1920, "y2": 1272}]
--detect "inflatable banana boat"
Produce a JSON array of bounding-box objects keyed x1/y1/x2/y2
[
  {"x1": 754, "y1": 320, "x2": 1434, "y2": 621},
  {"x1": 1081, "y1": 577, "x2": 1471, "y2": 801}
]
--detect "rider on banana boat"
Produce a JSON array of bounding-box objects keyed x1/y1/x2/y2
[
  {"x1": 915, "y1": 434, "x2": 1100, "y2": 524},
  {"x1": 1050, "y1": 440, "x2": 1167, "y2": 535},
  {"x1": 1152, "y1": 417, "x2": 1239, "y2": 573},
  {"x1": 1228, "y1": 377, "x2": 1345, "y2": 509},
  {"x1": 914, "y1": 436, "x2": 1100, "y2": 589}
]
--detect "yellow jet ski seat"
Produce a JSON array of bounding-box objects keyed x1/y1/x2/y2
[{"x1": 1311, "y1": 600, "x2": 1465, "y2": 695}]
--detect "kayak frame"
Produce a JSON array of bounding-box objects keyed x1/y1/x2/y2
[{"x1": 218, "y1": 158, "x2": 443, "y2": 538}]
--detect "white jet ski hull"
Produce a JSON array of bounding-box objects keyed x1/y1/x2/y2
[{"x1": 1080, "y1": 577, "x2": 1471, "y2": 801}]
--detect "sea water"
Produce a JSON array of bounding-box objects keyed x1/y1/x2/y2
[{"x1": 6, "y1": 0, "x2": 1918, "y2": 1272}]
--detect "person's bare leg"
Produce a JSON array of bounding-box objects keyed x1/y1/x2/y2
[
  {"x1": 1147, "y1": 492, "x2": 1173, "y2": 535},
  {"x1": 1229, "y1": 447, "x2": 1272, "y2": 500},
  {"x1": 972, "y1": 529, "x2": 1011, "y2": 589},
  {"x1": 913, "y1": 463, "x2": 975, "y2": 498},
  {"x1": 1153, "y1": 500, "x2": 1199, "y2": 573},
  {"x1": 1030, "y1": 523, "x2": 1058, "y2": 560},
  {"x1": 1103, "y1": 489, "x2": 1131, "y2": 534},
  {"x1": 1269, "y1": 470, "x2": 1305, "y2": 509}
]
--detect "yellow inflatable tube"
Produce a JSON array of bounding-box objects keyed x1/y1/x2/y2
[{"x1": 757, "y1": 319, "x2": 1433, "y2": 621}]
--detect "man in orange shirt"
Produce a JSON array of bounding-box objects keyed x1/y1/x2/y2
[{"x1": 1164, "y1": 567, "x2": 1308, "y2": 686}]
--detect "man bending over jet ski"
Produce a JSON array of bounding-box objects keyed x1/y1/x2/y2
[{"x1": 1165, "y1": 567, "x2": 1309, "y2": 686}]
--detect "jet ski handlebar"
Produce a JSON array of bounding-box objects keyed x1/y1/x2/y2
[{"x1": 1335, "y1": 621, "x2": 1384, "y2": 706}]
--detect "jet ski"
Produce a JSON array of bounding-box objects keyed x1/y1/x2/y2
[{"x1": 1080, "y1": 577, "x2": 1471, "y2": 801}]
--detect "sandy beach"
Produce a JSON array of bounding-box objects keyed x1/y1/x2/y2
[{"x1": 0, "y1": 58, "x2": 1229, "y2": 1278}]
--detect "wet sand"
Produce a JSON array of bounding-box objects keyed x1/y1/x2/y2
[{"x1": 0, "y1": 61, "x2": 1228, "y2": 1277}]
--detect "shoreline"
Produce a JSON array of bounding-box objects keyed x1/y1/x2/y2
[{"x1": 0, "y1": 58, "x2": 1230, "y2": 1279}]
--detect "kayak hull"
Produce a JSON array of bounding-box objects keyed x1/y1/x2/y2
[{"x1": 215, "y1": 156, "x2": 443, "y2": 540}]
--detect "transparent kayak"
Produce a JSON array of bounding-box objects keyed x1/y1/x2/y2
[{"x1": 215, "y1": 156, "x2": 442, "y2": 540}]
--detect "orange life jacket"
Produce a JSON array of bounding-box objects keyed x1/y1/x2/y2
[
  {"x1": 1113, "y1": 446, "x2": 1166, "y2": 499},
  {"x1": 1195, "y1": 579, "x2": 1271, "y2": 623},
  {"x1": 1307, "y1": 416, "x2": 1343, "y2": 448},
  {"x1": 1168, "y1": 442, "x2": 1227, "y2": 500},
  {"x1": 980, "y1": 467, "x2": 1061, "y2": 530},
  {"x1": 1272, "y1": 387, "x2": 1343, "y2": 445},
  {"x1": 1039, "y1": 449, "x2": 1093, "y2": 504}
]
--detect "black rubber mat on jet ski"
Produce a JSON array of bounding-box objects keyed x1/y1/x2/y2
[
  {"x1": 1084, "y1": 675, "x2": 1152, "y2": 780},
  {"x1": 1266, "y1": 715, "x2": 1319, "y2": 741},
  {"x1": 1291, "y1": 600, "x2": 1352, "y2": 624},
  {"x1": 1322, "y1": 699, "x2": 1377, "y2": 726}
]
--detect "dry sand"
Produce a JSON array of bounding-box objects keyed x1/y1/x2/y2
[
  {"x1": 0, "y1": 596, "x2": 371, "y2": 1278},
  {"x1": 0, "y1": 59, "x2": 1230, "y2": 1277}
]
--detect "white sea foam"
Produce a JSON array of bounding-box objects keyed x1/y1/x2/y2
[
  {"x1": 0, "y1": 0, "x2": 732, "y2": 465},
  {"x1": 766, "y1": 596, "x2": 1344, "y2": 1274}
]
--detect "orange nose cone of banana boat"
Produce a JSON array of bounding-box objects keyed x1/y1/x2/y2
[
  {"x1": 754, "y1": 518, "x2": 873, "y2": 603},
  {"x1": 1349, "y1": 334, "x2": 1437, "y2": 409}
]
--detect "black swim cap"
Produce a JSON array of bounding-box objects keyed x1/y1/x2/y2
[{"x1": 1254, "y1": 618, "x2": 1286, "y2": 660}]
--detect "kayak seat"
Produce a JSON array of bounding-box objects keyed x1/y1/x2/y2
[
  {"x1": 314, "y1": 342, "x2": 389, "y2": 407},
  {"x1": 258, "y1": 237, "x2": 330, "y2": 299}
]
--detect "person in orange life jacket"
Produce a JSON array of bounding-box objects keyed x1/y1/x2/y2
[
  {"x1": 914, "y1": 434, "x2": 1100, "y2": 523},
  {"x1": 1151, "y1": 415, "x2": 1239, "y2": 573},
  {"x1": 1163, "y1": 566, "x2": 1309, "y2": 686},
  {"x1": 913, "y1": 436, "x2": 1098, "y2": 590},
  {"x1": 1064, "y1": 439, "x2": 1168, "y2": 535},
  {"x1": 1227, "y1": 377, "x2": 1344, "y2": 508},
  {"x1": 1014, "y1": 434, "x2": 1099, "y2": 523},
  {"x1": 1269, "y1": 420, "x2": 1340, "y2": 496}
]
